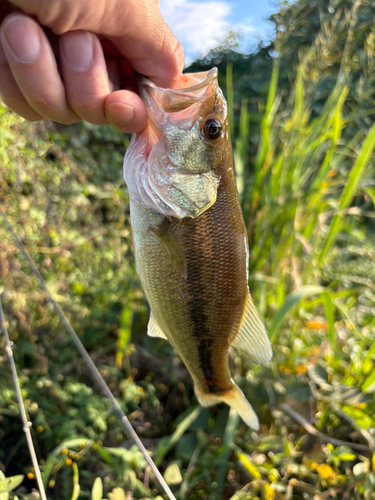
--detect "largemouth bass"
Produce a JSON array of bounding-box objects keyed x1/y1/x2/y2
[{"x1": 123, "y1": 68, "x2": 272, "y2": 429}]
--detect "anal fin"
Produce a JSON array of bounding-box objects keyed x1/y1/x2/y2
[
  {"x1": 147, "y1": 313, "x2": 168, "y2": 340},
  {"x1": 150, "y1": 219, "x2": 187, "y2": 279},
  {"x1": 232, "y1": 293, "x2": 272, "y2": 365}
]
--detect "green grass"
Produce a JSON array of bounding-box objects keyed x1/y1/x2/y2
[{"x1": 1, "y1": 1, "x2": 375, "y2": 497}]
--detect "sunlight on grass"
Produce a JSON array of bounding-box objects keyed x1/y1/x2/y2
[{"x1": 1, "y1": 0, "x2": 375, "y2": 498}]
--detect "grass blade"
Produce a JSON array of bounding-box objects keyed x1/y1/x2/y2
[
  {"x1": 154, "y1": 406, "x2": 201, "y2": 466},
  {"x1": 362, "y1": 367, "x2": 375, "y2": 393},
  {"x1": 71, "y1": 463, "x2": 80, "y2": 500},
  {"x1": 234, "y1": 97, "x2": 249, "y2": 199},
  {"x1": 319, "y1": 122, "x2": 375, "y2": 264},
  {"x1": 254, "y1": 59, "x2": 280, "y2": 175},
  {"x1": 226, "y1": 62, "x2": 234, "y2": 140},
  {"x1": 321, "y1": 291, "x2": 335, "y2": 349},
  {"x1": 215, "y1": 408, "x2": 239, "y2": 499},
  {"x1": 91, "y1": 478, "x2": 103, "y2": 500},
  {"x1": 268, "y1": 286, "x2": 326, "y2": 341}
]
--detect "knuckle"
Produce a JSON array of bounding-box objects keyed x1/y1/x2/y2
[
  {"x1": 59, "y1": 116, "x2": 81, "y2": 125},
  {"x1": 0, "y1": 94, "x2": 16, "y2": 109},
  {"x1": 174, "y1": 41, "x2": 185, "y2": 72},
  {"x1": 158, "y1": 28, "x2": 185, "y2": 76},
  {"x1": 1, "y1": 95, "x2": 43, "y2": 121},
  {"x1": 25, "y1": 94, "x2": 80, "y2": 125},
  {"x1": 27, "y1": 93, "x2": 49, "y2": 110},
  {"x1": 29, "y1": 1, "x2": 78, "y2": 35},
  {"x1": 25, "y1": 114, "x2": 44, "y2": 122},
  {"x1": 67, "y1": 98, "x2": 106, "y2": 125}
]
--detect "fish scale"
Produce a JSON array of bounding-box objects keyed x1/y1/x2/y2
[{"x1": 124, "y1": 69, "x2": 272, "y2": 428}]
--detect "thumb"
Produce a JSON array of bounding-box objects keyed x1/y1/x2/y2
[{"x1": 6, "y1": 0, "x2": 185, "y2": 88}]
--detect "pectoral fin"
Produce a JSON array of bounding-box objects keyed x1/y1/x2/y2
[
  {"x1": 150, "y1": 220, "x2": 187, "y2": 279},
  {"x1": 232, "y1": 293, "x2": 272, "y2": 365},
  {"x1": 147, "y1": 313, "x2": 168, "y2": 340}
]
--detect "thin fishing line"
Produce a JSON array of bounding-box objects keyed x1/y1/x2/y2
[
  {"x1": 0, "y1": 297, "x2": 48, "y2": 500},
  {"x1": 1, "y1": 206, "x2": 176, "y2": 500}
]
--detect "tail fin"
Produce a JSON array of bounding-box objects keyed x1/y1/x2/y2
[{"x1": 195, "y1": 383, "x2": 259, "y2": 430}]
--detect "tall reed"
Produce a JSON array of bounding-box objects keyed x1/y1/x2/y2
[{"x1": 231, "y1": 0, "x2": 375, "y2": 340}]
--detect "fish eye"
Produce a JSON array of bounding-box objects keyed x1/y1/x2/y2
[{"x1": 203, "y1": 118, "x2": 222, "y2": 140}]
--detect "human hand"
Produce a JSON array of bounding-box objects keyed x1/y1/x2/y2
[{"x1": 0, "y1": 0, "x2": 184, "y2": 132}]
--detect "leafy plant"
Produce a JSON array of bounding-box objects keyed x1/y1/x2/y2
[{"x1": 1, "y1": 0, "x2": 375, "y2": 498}]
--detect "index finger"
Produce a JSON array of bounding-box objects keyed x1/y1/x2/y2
[{"x1": 6, "y1": 0, "x2": 185, "y2": 89}]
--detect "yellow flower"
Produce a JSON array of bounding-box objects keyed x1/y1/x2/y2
[
  {"x1": 61, "y1": 448, "x2": 68, "y2": 455},
  {"x1": 27, "y1": 472, "x2": 34, "y2": 480},
  {"x1": 295, "y1": 365, "x2": 308, "y2": 374},
  {"x1": 316, "y1": 464, "x2": 336, "y2": 480},
  {"x1": 264, "y1": 483, "x2": 275, "y2": 500},
  {"x1": 65, "y1": 458, "x2": 72, "y2": 466},
  {"x1": 237, "y1": 452, "x2": 261, "y2": 480},
  {"x1": 36, "y1": 425, "x2": 43, "y2": 433},
  {"x1": 268, "y1": 468, "x2": 280, "y2": 482},
  {"x1": 305, "y1": 320, "x2": 327, "y2": 331},
  {"x1": 353, "y1": 403, "x2": 367, "y2": 410},
  {"x1": 307, "y1": 346, "x2": 320, "y2": 357},
  {"x1": 279, "y1": 365, "x2": 292, "y2": 375}
]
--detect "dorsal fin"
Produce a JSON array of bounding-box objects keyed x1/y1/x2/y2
[
  {"x1": 147, "y1": 313, "x2": 168, "y2": 340},
  {"x1": 231, "y1": 293, "x2": 272, "y2": 365}
]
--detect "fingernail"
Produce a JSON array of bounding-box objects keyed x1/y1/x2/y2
[
  {"x1": 0, "y1": 41, "x2": 7, "y2": 65},
  {"x1": 107, "y1": 103, "x2": 135, "y2": 124},
  {"x1": 2, "y1": 16, "x2": 41, "y2": 64},
  {"x1": 61, "y1": 31, "x2": 93, "y2": 72}
]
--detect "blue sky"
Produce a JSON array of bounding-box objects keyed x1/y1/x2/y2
[{"x1": 159, "y1": 0, "x2": 279, "y2": 63}]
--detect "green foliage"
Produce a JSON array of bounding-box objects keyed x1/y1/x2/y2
[
  {"x1": 1, "y1": 0, "x2": 375, "y2": 499},
  {"x1": 92, "y1": 477, "x2": 103, "y2": 500},
  {"x1": 0, "y1": 472, "x2": 24, "y2": 495}
]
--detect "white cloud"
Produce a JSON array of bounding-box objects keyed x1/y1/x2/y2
[{"x1": 160, "y1": 0, "x2": 232, "y2": 58}]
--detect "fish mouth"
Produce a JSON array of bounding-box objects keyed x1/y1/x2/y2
[
  {"x1": 138, "y1": 68, "x2": 218, "y2": 115},
  {"x1": 133, "y1": 67, "x2": 221, "y2": 160},
  {"x1": 138, "y1": 68, "x2": 217, "y2": 92}
]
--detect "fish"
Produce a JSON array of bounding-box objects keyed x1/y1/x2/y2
[{"x1": 123, "y1": 68, "x2": 272, "y2": 429}]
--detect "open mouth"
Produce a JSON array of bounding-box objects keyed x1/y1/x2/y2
[
  {"x1": 138, "y1": 68, "x2": 217, "y2": 92},
  {"x1": 133, "y1": 68, "x2": 219, "y2": 162},
  {"x1": 138, "y1": 68, "x2": 218, "y2": 114}
]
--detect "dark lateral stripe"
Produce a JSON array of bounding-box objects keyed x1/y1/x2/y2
[{"x1": 184, "y1": 209, "x2": 218, "y2": 392}]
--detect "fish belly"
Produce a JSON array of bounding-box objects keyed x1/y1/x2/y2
[
  {"x1": 130, "y1": 175, "x2": 261, "y2": 428},
  {"x1": 130, "y1": 174, "x2": 248, "y2": 388}
]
